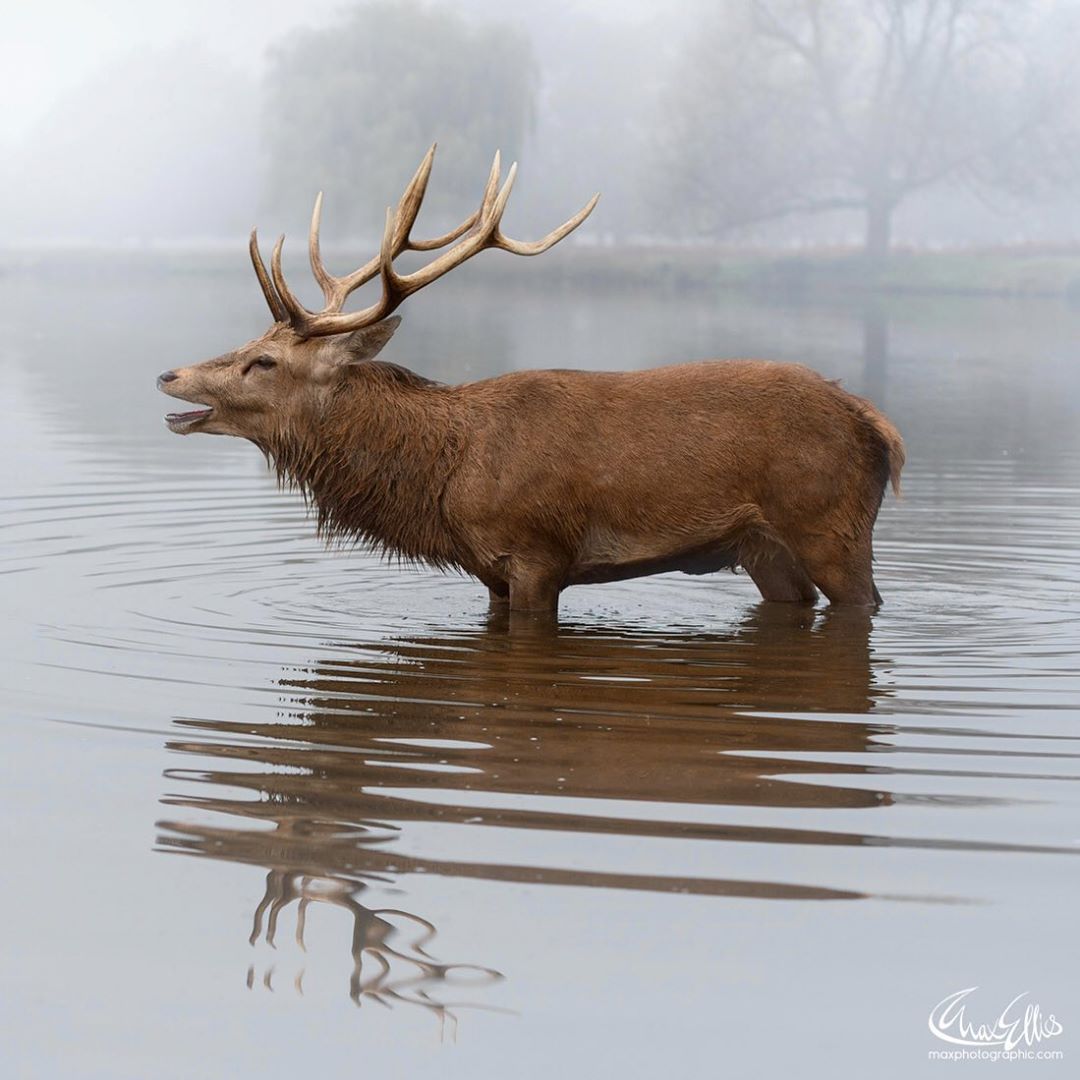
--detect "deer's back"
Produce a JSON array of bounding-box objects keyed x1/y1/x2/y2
[{"x1": 443, "y1": 359, "x2": 899, "y2": 578}]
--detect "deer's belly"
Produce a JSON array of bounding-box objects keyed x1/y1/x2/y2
[{"x1": 566, "y1": 529, "x2": 741, "y2": 586}]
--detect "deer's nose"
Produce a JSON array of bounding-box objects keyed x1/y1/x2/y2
[{"x1": 157, "y1": 370, "x2": 178, "y2": 387}]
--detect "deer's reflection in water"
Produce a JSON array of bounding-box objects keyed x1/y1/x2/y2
[
  {"x1": 243, "y1": 865, "x2": 504, "y2": 1037},
  {"x1": 156, "y1": 602, "x2": 894, "y2": 1024}
]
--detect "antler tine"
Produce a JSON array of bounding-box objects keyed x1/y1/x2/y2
[
  {"x1": 495, "y1": 191, "x2": 602, "y2": 256},
  {"x1": 406, "y1": 211, "x2": 480, "y2": 251},
  {"x1": 489, "y1": 160, "x2": 518, "y2": 229},
  {"x1": 249, "y1": 229, "x2": 288, "y2": 323},
  {"x1": 307, "y1": 192, "x2": 336, "y2": 305},
  {"x1": 270, "y1": 234, "x2": 316, "y2": 333},
  {"x1": 480, "y1": 150, "x2": 502, "y2": 219},
  {"x1": 392, "y1": 143, "x2": 437, "y2": 249},
  {"x1": 379, "y1": 205, "x2": 405, "y2": 306}
]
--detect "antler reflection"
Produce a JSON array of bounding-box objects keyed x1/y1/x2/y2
[{"x1": 243, "y1": 864, "x2": 503, "y2": 1035}]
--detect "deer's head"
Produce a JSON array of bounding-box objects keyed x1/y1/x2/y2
[{"x1": 158, "y1": 145, "x2": 598, "y2": 442}]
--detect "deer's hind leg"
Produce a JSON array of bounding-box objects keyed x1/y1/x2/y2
[
  {"x1": 795, "y1": 532, "x2": 878, "y2": 607},
  {"x1": 743, "y1": 544, "x2": 819, "y2": 604}
]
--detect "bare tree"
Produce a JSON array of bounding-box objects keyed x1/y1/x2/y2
[{"x1": 657, "y1": 0, "x2": 1080, "y2": 258}]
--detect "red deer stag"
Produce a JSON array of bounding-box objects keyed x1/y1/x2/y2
[{"x1": 158, "y1": 146, "x2": 904, "y2": 615}]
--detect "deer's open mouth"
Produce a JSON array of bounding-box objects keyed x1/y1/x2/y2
[{"x1": 165, "y1": 407, "x2": 214, "y2": 433}]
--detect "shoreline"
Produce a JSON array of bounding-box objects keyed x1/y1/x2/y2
[{"x1": 5, "y1": 244, "x2": 1080, "y2": 299}]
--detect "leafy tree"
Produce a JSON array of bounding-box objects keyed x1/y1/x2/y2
[
  {"x1": 656, "y1": 0, "x2": 1080, "y2": 258},
  {"x1": 262, "y1": 1, "x2": 537, "y2": 237}
]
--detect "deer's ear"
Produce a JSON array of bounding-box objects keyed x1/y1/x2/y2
[{"x1": 341, "y1": 316, "x2": 402, "y2": 363}]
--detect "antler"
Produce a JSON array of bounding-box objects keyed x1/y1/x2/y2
[{"x1": 249, "y1": 144, "x2": 599, "y2": 338}]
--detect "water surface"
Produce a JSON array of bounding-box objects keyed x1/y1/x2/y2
[{"x1": 1, "y1": 268, "x2": 1078, "y2": 1076}]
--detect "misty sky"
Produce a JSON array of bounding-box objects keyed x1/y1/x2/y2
[
  {"x1": 2, "y1": 0, "x2": 1076, "y2": 249},
  {"x1": 0, "y1": 0, "x2": 659, "y2": 146}
]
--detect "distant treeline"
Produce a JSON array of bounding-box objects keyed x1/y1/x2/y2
[{"x1": 5, "y1": 1, "x2": 1080, "y2": 254}]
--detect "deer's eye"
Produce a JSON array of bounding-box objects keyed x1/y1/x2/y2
[{"x1": 243, "y1": 356, "x2": 277, "y2": 375}]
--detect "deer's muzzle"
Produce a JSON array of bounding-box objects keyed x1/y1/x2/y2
[{"x1": 158, "y1": 371, "x2": 215, "y2": 433}]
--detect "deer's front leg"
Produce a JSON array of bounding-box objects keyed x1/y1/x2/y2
[
  {"x1": 508, "y1": 560, "x2": 564, "y2": 615},
  {"x1": 475, "y1": 569, "x2": 510, "y2": 608}
]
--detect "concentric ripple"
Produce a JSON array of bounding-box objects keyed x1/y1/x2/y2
[{"x1": 3, "y1": 281, "x2": 1080, "y2": 1053}]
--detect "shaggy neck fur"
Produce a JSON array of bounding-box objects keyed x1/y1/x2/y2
[{"x1": 259, "y1": 362, "x2": 466, "y2": 567}]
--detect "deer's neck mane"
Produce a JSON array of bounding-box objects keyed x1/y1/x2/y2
[{"x1": 263, "y1": 362, "x2": 466, "y2": 567}]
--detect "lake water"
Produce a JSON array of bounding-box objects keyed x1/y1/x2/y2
[{"x1": 2, "y1": 264, "x2": 1078, "y2": 1077}]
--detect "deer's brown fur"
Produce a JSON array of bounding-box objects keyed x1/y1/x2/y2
[
  {"x1": 160, "y1": 318, "x2": 903, "y2": 614},
  {"x1": 158, "y1": 147, "x2": 903, "y2": 616}
]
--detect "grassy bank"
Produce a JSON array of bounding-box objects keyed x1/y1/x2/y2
[{"x1": 5, "y1": 244, "x2": 1080, "y2": 299}]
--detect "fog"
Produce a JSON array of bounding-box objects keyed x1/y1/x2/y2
[
  {"x1": 2, "y1": 0, "x2": 1080, "y2": 251},
  {"x1": 5, "y1": 6, "x2": 1080, "y2": 1074}
]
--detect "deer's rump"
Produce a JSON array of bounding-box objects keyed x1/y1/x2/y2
[{"x1": 449, "y1": 359, "x2": 903, "y2": 590}]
